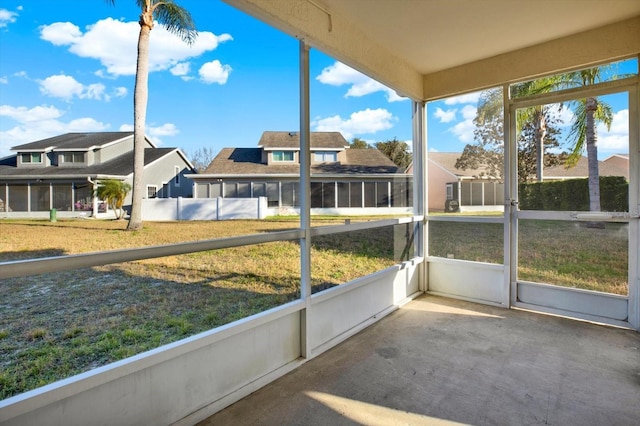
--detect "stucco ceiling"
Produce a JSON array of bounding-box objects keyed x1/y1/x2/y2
[{"x1": 319, "y1": 0, "x2": 640, "y2": 74}]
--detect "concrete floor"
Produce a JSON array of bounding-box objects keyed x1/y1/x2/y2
[{"x1": 199, "y1": 295, "x2": 640, "y2": 426}]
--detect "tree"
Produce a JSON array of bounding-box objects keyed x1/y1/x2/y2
[
  {"x1": 456, "y1": 87, "x2": 566, "y2": 183},
  {"x1": 455, "y1": 88, "x2": 504, "y2": 179},
  {"x1": 349, "y1": 137, "x2": 371, "y2": 149},
  {"x1": 189, "y1": 146, "x2": 216, "y2": 172},
  {"x1": 375, "y1": 137, "x2": 412, "y2": 169},
  {"x1": 563, "y1": 68, "x2": 614, "y2": 214},
  {"x1": 96, "y1": 179, "x2": 132, "y2": 219},
  {"x1": 511, "y1": 76, "x2": 566, "y2": 181},
  {"x1": 106, "y1": 0, "x2": 197, "y2": 231},
  {"x1": 517, "y1": 112, "x2": 565, "y2": 182}
]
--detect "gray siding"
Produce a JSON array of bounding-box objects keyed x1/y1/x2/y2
[{"x1": 95, "y1": 136, "x2": 137, "y2": 164}]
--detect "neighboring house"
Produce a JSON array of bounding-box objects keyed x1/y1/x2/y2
[
  {"x1": 427, "y1": 152, "x2": 629, "y2": 213},
  {"x1": 189, "y1": 131, "x2": 412, "y2": 215},
  {"x1": 0, "y1": 132, "x2": 195, "y2": 218}
]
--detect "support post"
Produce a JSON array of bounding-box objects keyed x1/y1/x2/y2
[{"x1": 299, "y1": 40, "x2": 312, "y2": 358}]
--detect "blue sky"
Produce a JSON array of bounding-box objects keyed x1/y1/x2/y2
[{"x1": 0, "y1": 1, "x2": 633, "y2": 161}]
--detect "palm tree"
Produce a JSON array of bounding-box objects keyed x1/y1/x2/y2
[
  {"x1": 106, "y1": 0, "x2": 197, "y2": 230},
  {"x1": 96, "y1": 179, "x2": 132, "y2": 219},
  {"x1": 511, "y1": 76, "x2": 565, "y2": 181},
  {"x1": 563, "y1": 67, "x2": 614, "y2": 214}
]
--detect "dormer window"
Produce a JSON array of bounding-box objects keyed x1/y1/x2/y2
[
  {"x1": 273, "y1": 151, "x2": 294, "y2": 162},
  {"x1": 21, "y1": 153, "x2": 42, "y2": 164},
  {"x1": 314, "y1": 151, "x2": 337, "y2": 163},
  {"x1": 62, "y1": 152, "x2": 85, "y2": 163}
]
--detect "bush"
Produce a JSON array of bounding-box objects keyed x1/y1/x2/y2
[{"x1": 519, "y1": 176, "x2": 628, "y2": 211}]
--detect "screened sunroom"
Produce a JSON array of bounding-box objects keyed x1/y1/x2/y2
[{"x1": 1, "y1": 1, "x2": 639, "y2": 425}]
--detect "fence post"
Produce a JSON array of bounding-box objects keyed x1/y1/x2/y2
[{"x1": 177, "y1": 197, "x2": 182, "y2": 221}]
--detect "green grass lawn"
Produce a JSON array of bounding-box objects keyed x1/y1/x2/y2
[
  {"x1": 0, "y1": 217, "x2": 629, "y2": 399},
  {"x1": 428, "y1": 219, "x2": 628, "y2": 294}
]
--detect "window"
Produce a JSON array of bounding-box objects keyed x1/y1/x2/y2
[
  {"x1": 446, "y1": 183, "x2": 454, "y2": 200},
  {"x1": 314, "y1": 151, "x2": 337, "y2": 163},
  {"x1": 175, "y1": 166, "x2": 181, "y2": 186},
  {"x1": 272, "y1": 151, "x2": 294, "y2": 162},
  {"x1": 337, "y1": 182, "x2": 350, "y2": 207},
  {"x1": 21, "y1": 153, "x2": 42, "y2": 164},
  {"x1": 62, "y1": 152, "x2": 85, "y2": 163},
  {"x1": 253, "y1": 182, "x2": 266, "y2": 198},
  {"x1": 147, "y1": 185, "x2": 157, "y2": 198}
]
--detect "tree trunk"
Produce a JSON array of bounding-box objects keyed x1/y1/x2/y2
[
  {"x1": 127, "y1": 16, "x2": 152, "y2": 231},
  {"x1": 533, "y1": 109, "x2": 546, "y2": 182},
  {"x1": 585, "y1": 97, "x2": 603, "y2": 228}
]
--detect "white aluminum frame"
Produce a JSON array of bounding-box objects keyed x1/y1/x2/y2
[{"x1": 508, "y1": 75, "x2": 640, "y2": 329}]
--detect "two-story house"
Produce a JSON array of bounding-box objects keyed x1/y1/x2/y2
[
  {"x1": 189, "y1": 131, "x2": 412, "y2": 215},
  {"x1": 0, "y1": 132, "x2": 195, "y2": 218}
]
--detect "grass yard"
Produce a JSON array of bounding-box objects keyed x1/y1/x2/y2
[
  {"x1": 0, "y1": 216, "x2": 629, "y2": 399},
  {"x1": 428, "y1": 219, "x2": 629, "y2": 294},
  {"x1": 0, "y1": 218, "x2": 401, "y2": 399}
]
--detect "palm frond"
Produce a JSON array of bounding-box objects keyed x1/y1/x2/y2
[{"x1": 153, "y1": 1, "x2": 197, "y2": 45}]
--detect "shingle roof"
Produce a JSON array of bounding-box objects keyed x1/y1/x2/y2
[
  {"x1": 0, "y1": 148, "x2": 175, "y2": 178},
  {"x1": 429, "y1": 152, "x2": 629, "y2": 179},
  {"x1": 428, "y1": 152, "x2": 487, "y2": 178},
  {"x1": 202, "y1": 147, "x2": 400, "y2": 175},
  {"x1": 11, "y1": 132, "x2": 135, "y2": 151},
  {"x1": 544, "y1": 157, "x2": 628, "y2": 179},
  {"x1": 258, "y1": 131, "x2": 349, "y2": 149}
]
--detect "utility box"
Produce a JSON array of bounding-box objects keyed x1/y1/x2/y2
[{"x1": 445, "y1": 199, "x2": 459, "y2": 213}]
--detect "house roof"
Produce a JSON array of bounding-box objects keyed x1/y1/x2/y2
[
  {"x1": 202, "y1": 146, "x2": 400, "y2": 176},
  {"x1": 428, "y1": 152, "x2": 490, "y2": 178},
  {"x1": 0, "y1": 148, "x2": 176, "y2": 179},
  {"x1": 428, "y1": 152, "x2": 629, "y2": 180},
  {"x1": 258, "y1": 131, "x2": 349, "y2": 150},
  {"x1": 545, "y1": 157, "x2": 629, "y2": 180},
  {"x1": 11, "y1": 132, "x2": 138, "y2": 152}
]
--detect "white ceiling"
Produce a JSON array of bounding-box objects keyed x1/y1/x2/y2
[{"x1": 320, "y1": 0, "x2": 640, "y2": 74}]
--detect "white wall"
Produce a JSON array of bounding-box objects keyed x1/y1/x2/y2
[{"x1": 141, "y1": 197, "x2": 268, "y2": 221}]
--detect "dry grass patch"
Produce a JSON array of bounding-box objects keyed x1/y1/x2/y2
[{"x1": 1, "y1": 218, "x2": 402, "y2": 399}]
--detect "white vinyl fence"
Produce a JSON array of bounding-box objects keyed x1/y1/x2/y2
[{"x1": 142, "y1": 197, "x2": 268, "y2": 221}]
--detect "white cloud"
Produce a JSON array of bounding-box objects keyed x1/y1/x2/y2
[
  {"x1": 316, "y1": 62, "x2": 406, "y2": 103},
  {"x1": 0, "y1": 105, "x2": 63, "y2": 122},
  {"x1": 40, "y1": 18, "x2": 233, "y2": 77},
  {"x1": 171, "y1": 62, "x2": 194, "y2": 81},
  {"x1": 434, "y1": 107, "x2": 456, "y2": 123},
  {"x1": 199, "y1": 60, "x2": 232, "y2": 84},
  {"x1": 39, "y1": 74, "x2": 83, "y2": 100},
  {"x1": 444, "y1": 92, "x2": 481, "y2": 105},
  {"x1": 597, "y1": 109, "x2": 628, "y2": 152},
  {"x1": 39, "y1": 74, "x2": 109, "y2": 101},
  {"x1": 0, "y1": 104, "x2": 108, "y2": 156},
  {"x1": 311, "y1": 108, "x2": 396, "y2": 140},
  {"x1": 117, "y1": 123, "x2": 179, "y2": 146},
  {"x1": 449, "y1": 105, "x2": 477, "y2": 143},
  {"x1": 0, "y1": 8, "x2": 19, "y2": 28},
  {"x1": 0, "y1": 76, "x2": 7, "y2": 84},
  {"x1": 113, "y1": 86, "x2": 128, "y2": 98},
  {"x1": 460, "y1": 104, "x2": 476, "y2": 120},
  {"x1": 39, "y1": 21, "x2": 82, "y2": 45},
  {"x1": 149, "y1": 123, "x2": 179, "y2": 137}
]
